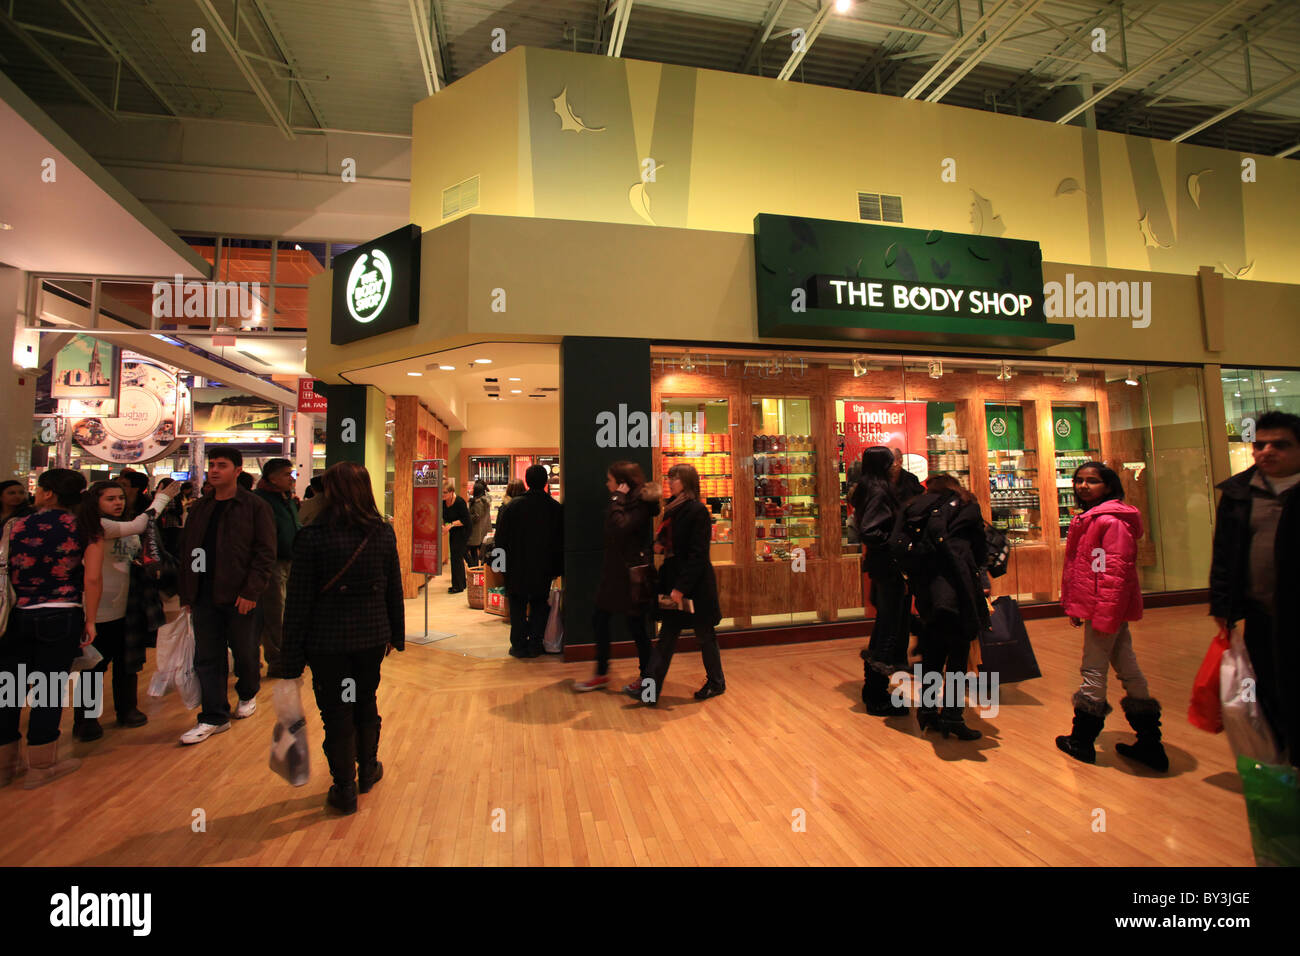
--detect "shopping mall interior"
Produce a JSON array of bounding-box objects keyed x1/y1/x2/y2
[{"x1": 1, "y1": 0, "x2": 1299, "y2": 882}]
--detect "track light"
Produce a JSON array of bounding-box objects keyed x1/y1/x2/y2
[
  {"x1": 928, "y1": 360, "x2": 943, "y2": 379},
  {"x1": 996, "y1": 363, "x2": 1013, "y2": 381},
  {"x1": 680, "y1": 351, "x2": 696, "y2": 373},
  {"x1": 1063, "y1": 365, "x2": 1079, "y2": 384},
  {"x1": 1125, "y1": 367, "x2": 1139, "y2": 386},
  {"x1": 852, "y1": 355, "x2": 868, "y2": 377}
]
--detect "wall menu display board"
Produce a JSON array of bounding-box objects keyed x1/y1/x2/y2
[
  {"x1": 52, "y1": 334, "x2": 119, "y2": 403},
  {"x1": 411, "y1": 459, "x2": 444, "y2": 575},
  {"x1": 68, "y1": 355, "x2": 189, "y2": 464}
]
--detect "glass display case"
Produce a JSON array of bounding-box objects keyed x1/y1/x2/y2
[
  {"x1": 985, "y1": 402, "x2": 1042, "y2": 544},
  {"x1": 752, "y1": 397, "x2": 817, "y2": 562}
]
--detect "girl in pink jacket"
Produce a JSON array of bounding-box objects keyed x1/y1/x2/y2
[{"x1": 1055, "y1": 462, "x2": 1168, "y2": 771}]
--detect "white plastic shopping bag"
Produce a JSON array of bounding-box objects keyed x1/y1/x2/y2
[
  {"x1": 543, "y1": 588, "x2": 563, "y2": 654},
  {"x1": 1220, "y1": 631, "x2": 1280, "y2": 763},
  {"x1": 269, "y1": 680, "x2": 310, "y2": 786},
  {"x1": 148, "y1": 609, "x2": 190, "y2": 698}
]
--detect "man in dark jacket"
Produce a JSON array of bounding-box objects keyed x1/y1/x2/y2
[
  {"x1": 890, "y1": 447, "x2": 924, "y2": 502},
  {"x1": 494, "y1": 465, "x2": 563, "y2": 657},
  {"x1": 1209, "y1": 410, "x2": 1300, "y2": 766},
  {"x1": 176, "y1": 446, "x2": 277, "y2": 745},
  {"x1": 253, "y1": 458, "x2": 300, "y2": 679}
]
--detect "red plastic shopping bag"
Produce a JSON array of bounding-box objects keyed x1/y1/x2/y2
[{"x1": 1188, "y1": 629, "x2": 1230, "y2": 733}]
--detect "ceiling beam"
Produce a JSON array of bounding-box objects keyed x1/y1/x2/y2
[
  {"x1": 1276, "y1": 142, "x2": 1300, "y2": 159},
  {"x1": 429, "y1": 0, "x2": 452, "y2": 82},
  {"x1": 905, "y1": 0, "x2": 1015, "y2": 99},
  {"x1": 606, "y1": 0, "x2": 634, "y2": 58},
  {"x1": 193, "y1": 0, "x2": 294, "y2": 139},
  {"x1": 896, "y1": 0, "x2": 958, "y2": 37},
  {"x1": 925, "y1": 0, "x2": 1049, "y2": 103},
  {"x1": 1172, "y1": 70, "x2": 1300, "y2": 143},
  {"x1": 849, "y1": 0, "x2": 959, "y2": 92},
  {"x1": 739, "y1": 0, "x2": 789, "y2": 74},
  {"x1": 1055, "y1": 0, "x2": 1252, "y2": 126},
  {"x1": 775, "y1": 0, "x2": 835, "y2": 82},
  {"x1": 247, "y1": 0, "x2": 329, "y2": 124},
  {"x1": 408, "y1": 0, "x2": 440, "y2": 95},
  {"x1": 999, "y1": 0, "x2": 1126, "y2": 105},
  {"x1": 60, "y1": 0, "x2": 180, "y2": 116},
  {"x1": 0, "y1": 7, "x2": 117, "y2": 121}
]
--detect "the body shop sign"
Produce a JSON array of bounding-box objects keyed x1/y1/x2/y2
[
  {"x1": 330, "y1": 225, "x2": 421, "y2": 345},
  {"x1": 841, "y1": 401, "x2": 928, "y2": 482}
]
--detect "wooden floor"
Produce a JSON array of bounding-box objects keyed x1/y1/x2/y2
[{"x1": 0, "y1": 598, "x2": 1254, "y2": 866}]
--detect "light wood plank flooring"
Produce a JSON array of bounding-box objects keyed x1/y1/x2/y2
[{"x1": 0, "y1": 597, "x2": 1253, "y2": 866}]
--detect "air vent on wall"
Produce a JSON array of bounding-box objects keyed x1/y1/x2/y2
[
  {"x1": 235, "y1": 349, "x2": 271, "y2": 368},
  {"x1": 858, "y1": 191, "x2": 903, "y2": 223},
  {"x1": 442, "y1": 175, "x2": 480, "y2": 219}
]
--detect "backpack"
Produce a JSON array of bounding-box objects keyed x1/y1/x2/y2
[
  {"x1": 886, "y1": 494, "x2": 952, "y2": 578},
  {"x1": 984, "y1": 522, "x2": 1010, "y2": 578}
]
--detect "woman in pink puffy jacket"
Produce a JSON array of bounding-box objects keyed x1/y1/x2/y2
[{"x1": 1055, "y1": 462, "x2": 1168, "y2": 771}]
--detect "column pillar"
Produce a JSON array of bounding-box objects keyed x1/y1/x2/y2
[
  {"x1": 322, "y1": 382, "x2": 387, "y2": 508},
  {"x1": 0, "y1": 267, "x2": 35, "y2": 481},
  {"x1": 292, "y1": 412, "x2": 314, "y2": 497}
]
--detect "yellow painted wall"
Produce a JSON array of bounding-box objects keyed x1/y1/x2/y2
[
  {"x1": 406, "y1": 47, "x2": 1300, "y2": 285},
  {"x1": 463, "y1": 399, "x2": 559, "y2": 447}
]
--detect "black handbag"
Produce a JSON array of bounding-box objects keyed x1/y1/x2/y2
[
  {"x1": 628, "y1": 563, "x2": 655, "y2": 607},
  {"x1": 978, "y1": 596, "x2": 1041, "y2": 684}
]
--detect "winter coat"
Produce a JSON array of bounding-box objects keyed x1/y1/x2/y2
[
  {"x1": 1060, "y1": 498, "x2": 1144, "y2": 635},
  {"x1": 655, "y1": 495, "x2": 722, "y2": 628},
  {"x1": 176, "y1": 488, "x2": 277, "y2": 606},
  {"x1": 442, "y1": 496, "x2": 470, "y2": 550},
  {"x1": 281, "y1": 520, "x2": 406, "y2": 678},
  {"x1": 907, "y1": 491, "x2": 990, "y2": 640},
  {"x1": 494, "y1": 488, "x2": 563, "y2": 596},
  {"x1": 851, "y1": 476, "x2": 899, "y2": 576},
  {"x1": 254, "y1": 481, "x2": 301, "y2": 560},
  {"x1": 467, "y1": 494, "x2": 491, "y2": 546},
  {"x1": 1209, "y1": 465, "x2": 1297, "y2": 625},
  {"x1": 594, "y1": 483, "x2": 661, "y2": 614}
]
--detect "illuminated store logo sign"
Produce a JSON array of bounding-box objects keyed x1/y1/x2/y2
[
  {"x1": 754, "y1": 214, "x2": 1074, "y2": 350},
  {"x1": 1055, "y1": 417, "x2": 1072, "y2": 438},
  {"x1": 330, "y1": 224, "x2": 421, "y2": 345},
  {"x1": 345, "y1": 251, "x2": 392, "y2": 323}
]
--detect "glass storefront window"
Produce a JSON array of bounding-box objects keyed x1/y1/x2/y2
[{"x1": 1222, "y1": 367, "x2": 1300, "y2": 476}]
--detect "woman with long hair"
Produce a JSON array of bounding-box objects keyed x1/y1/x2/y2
[
  {"x1": 574, "y1": 461, "x2": 661, "y2": 693},
  {"x1": 282, "y1": 461, "x2": 406, "y2": 814},
  {"x1": 0, "y1": 469, "x2": 100, "y2": 788},
  {"x1": 466, "y1": 478, "x2": 491, "y2": 566},
  {"x1": 851, "y1": 446, "x2": 909, "y2": 716},
  {"x1": 635, "y1": 463, "x2": 725, "y2": 704},
  {"x1": 1055, "y1": 462, "x2": 1164, "y2": 769},
  {"x1": 0, "y1": 479, "x2": 33, "y2": 528},
  {"x1": 910, "y1": 473, "x2": 990, "y2": 740},
  {"x1": 68, "y1": 481, "x2": 165, "y2": 740}
]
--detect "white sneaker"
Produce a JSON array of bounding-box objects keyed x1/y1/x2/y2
[
  {"x1": 180, "y1": 722, "x2": 230, "y2": 746},
  {"x1": 233, "y1": 698, "x2": 257, "y2": 719}
]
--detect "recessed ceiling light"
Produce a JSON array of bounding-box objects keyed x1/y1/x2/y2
[
  {"x1": 510, "y1": 389, "x2": 522, "y2": 394},
  {"x1": 508, "y1": 377, "x2": 521, "y2": 381},
  {"x1": 474, "y1": 358, "x2": 492, "y2": 364},
  {"x1": 438, "y1": 365, "x2": 455, "y2": 371},
  {"x1": 407, "y1": 371, "x2": 422, "y2": 377},
  {"x1": 0, "y1": 222, "x2": 12, "y2": 231}
]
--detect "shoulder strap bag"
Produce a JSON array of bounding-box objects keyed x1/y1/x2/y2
[{"x1": 319, "y1": 529, "x2": 376, "y2": 595}]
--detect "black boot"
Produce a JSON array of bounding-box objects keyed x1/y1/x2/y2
[
  {"x1": 916, "y1": 705, "x2": 940, "y2": 733},
  {"x1": 73, "y1": 717, "x2": 103, "y2": 742},
  {"x1": 356, "y1": 718, "x2": 383, "y2": 794},
  {"x1": 1115, "y1": 697, "x2": 1169, "y2": 772},
  {"x1": 322, "y1": 730, "x2": 358, "y2": 814},
  {"x1": 862, "y1": 665, "x2": 893, "y2": 716},
  {"x1": 1055, "y1": 694, "x2": 1109, "y2": 764},
  {"x1": 937, "y1": 706, "x2": 983, "y2": 740}
]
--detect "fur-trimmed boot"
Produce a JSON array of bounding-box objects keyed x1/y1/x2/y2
[
  {"x1": 1055, "y1": 694, "x2": 1110, "y2": 764},
  {"x1": 23, "y1": 741, "x2": 81, "y2": 789},
  {"x1": 0, "y1": 740, "x2": 26, "y2": 787},
  {"x1": 1115, "y1": 696, "x2": 1169, "y2": 772}
]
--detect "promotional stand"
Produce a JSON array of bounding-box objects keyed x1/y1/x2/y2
[{"x1": 407, "y1": 458, "x2": 455, "y2": 644}]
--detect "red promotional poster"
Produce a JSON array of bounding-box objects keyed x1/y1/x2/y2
[
  {"x1": 297, "y1": 378, "x2": 328, "y2": 414},
  {"x1": 412, "y1": 459, "x2": 442, "y2": 575},
  {"x1": 841, "y1": 401, "x2": 929, "y2": 482}
]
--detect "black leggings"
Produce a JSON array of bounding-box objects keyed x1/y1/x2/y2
[
  {"x1": 591, "y1": 608, "x2": 652, "y2": 678},
  {"x1": 918, "y1": 612, "x2": 973, "y2": 713},
  {"x1": 79, "y1": 617, "x2": 138, "y2": 720}
]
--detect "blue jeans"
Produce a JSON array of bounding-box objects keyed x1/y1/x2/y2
[{"x1": 0, "y1": 606, "x2": 84, "y2": 746}]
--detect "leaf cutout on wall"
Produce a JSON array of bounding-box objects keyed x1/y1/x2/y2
[
  {"x1": 924, "y1": 230, "x2": 943, "y2": 244},
  {"x1": 884, "y1": 242, "x2": 897, "y2": 268},
  {"x1": 628, "y1": 183, "x2": 655, "y2": 225},
  {"x1": 930, "y1": 258, "x2": 951, "y2": 279},
  {"x1": 854, "y1": 256, "x2": 863, "y2": 277},
  {"x1": 1220, "y1": 260, "x2": 1254, "y2": 279},
  {"x1": 1137, "y1": 211, "x2": 1172, "y2": 248},
  {"x1": 552, "y1": 87, "x2": 606, "y2": 132},
  {"x1": 967, "y1": 245, "x2": 991, "y2": 262},
  {"x1": 1055, "y1": 177, "x2": 1083, "y2": 197},
  {"x1": 1187, "y1": 169, "x2": 1214, "y2": 209},
  {"x1": 969, "y1": 190, "x2": 1006, "y2": 237},
  {"x1": 895, "y1": 247, "x2": 919, "y2": 281}
]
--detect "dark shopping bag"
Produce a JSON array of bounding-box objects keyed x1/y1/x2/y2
[
  {"x1": 977, "y1": 596, "x2": 1041, "y2": 684},
  {"x1": 1237, "y1": 755, "x2": 1300, "y2": 867}
]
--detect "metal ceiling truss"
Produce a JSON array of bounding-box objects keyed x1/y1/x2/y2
[
  {"x1": 849, "y1": 0, "x2": 961, "y2": 93},
  {"x1": 1172, "y1": 69, "x2": 1300, "y2": 143},
  {"x1": 774, "y1": 0, "x2": 835, "y2": 82},
  {"x1": 246, "y1": 0, "x2": 327, "y2": 126},
  {"x1": 0, "y1": 5, "x2": 116, "y2": 120},
  {"x1": 409, "y1": 0, "x2": 443, "y2": 95},
  {"x1": 904, "y1": 0, "x2": 1015, "y2": 99},
  {"x1": 998, "y1": 0, "x2": 1127, "y2": 109},
  {"x1": 739, "y1": 0, "x2": 789, "y2": 74},
  {"x1": 193, "y1": 0, "x2": 294, "y2": 138},
  {"x1": 924, "y1": 0, "x2": 1049, "y2": 103},
  {"x1": 605, "y1": 0, "x2": 633, "y2": 58},
  {"x1": 58, "y1": 0, "x2": 180, "y2": 116}
]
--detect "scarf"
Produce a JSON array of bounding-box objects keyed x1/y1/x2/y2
[{"x1": 655, "y1": 492, "x2": 693, "y2": 558}]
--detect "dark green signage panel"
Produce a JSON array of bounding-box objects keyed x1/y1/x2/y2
[
  {"x1": 755, "y1": 214, "x2": 1074, "y2": 349},
  {"x1": 1051, "y1": 406, "x2": 1088, "y2": 451},
  {"x1": 331, "y1": 224, "x2": 421, "y2": 345}
]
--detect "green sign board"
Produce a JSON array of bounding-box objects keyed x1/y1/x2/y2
[
  {"x1": 754, "y1": 214, "x2": 1074, "y2": 349},
  {"x1": 985, "y1": 403, "x2": 1025, "y2": 449},
  {"x1": 1051, "y1": 406, "x2": 1088, "y2": 451}
]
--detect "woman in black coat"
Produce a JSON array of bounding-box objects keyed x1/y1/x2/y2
[
  {"x1": 909, "y1": 474, "x2": 991, "y2": 740},
  {"x1": 635, "y1": 464, "x2": 725, "y2": 704},
  {"x1": 851, "y1": 446, "x2": 909, "y2": 717},
  {"x1": 282, "y1": 461, "x2": 406, "y2": 815},
  {"x1": 442, "y1": 482, "x2": 470, "y2": 593},
  {"x1": 574, "y1": 462, "x2": 661, "y2": 693}
]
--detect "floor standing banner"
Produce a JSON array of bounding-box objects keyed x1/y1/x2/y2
[{"x1": 412, "y1": 459, "x2": 444, "y2": 575}]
